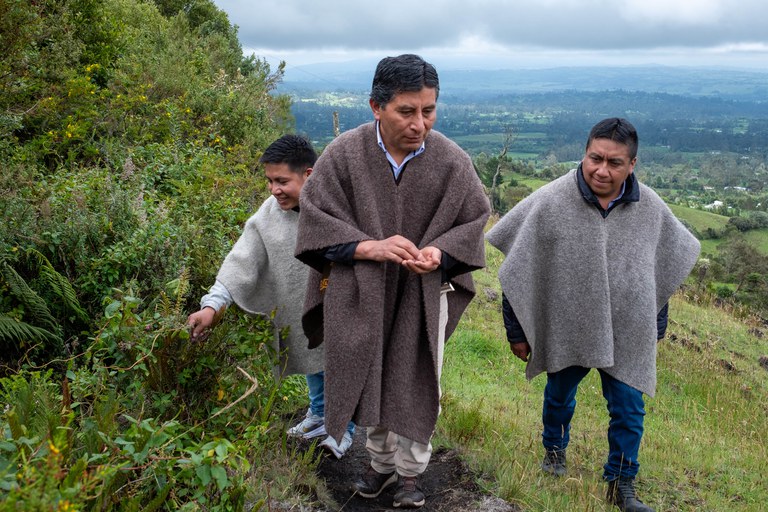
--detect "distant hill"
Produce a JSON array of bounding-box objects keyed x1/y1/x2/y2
[
  {"x1": 669, "y1": 204, "x2": 730, "y2": 234},
  {"x1": 280, "y1": 64, "x2": 768, "y2": 102}
]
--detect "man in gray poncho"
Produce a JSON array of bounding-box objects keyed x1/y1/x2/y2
[
  {"x1": 486, "y1": 118, "x2": 700, "y2": 512},
  {"x1": 295, "y1": 54, "x2": 490, "y2": 509},
  {"x1": 187, "y1": 135, "x2": 355, "y2": 458}
]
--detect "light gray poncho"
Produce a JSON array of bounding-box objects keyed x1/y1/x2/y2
[
  {"x1": 486, "y1": 169, "x2": 700, "y2": 396},
  {"x1": 216, "y1": 195, "x2": 323, "y2": 376},
  {"x1": 295, "y1": 123, "x2": 490, "y2": 443}
]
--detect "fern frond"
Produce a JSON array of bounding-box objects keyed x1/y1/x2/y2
[
  {"x1": 24, "y1": 248, "x2": 88, "y2": 322},
  {"x1": 143, "y1": 484, "x2": 172, "y2": 512},
  {"x1": 0, "y1": 314, "x2": 62, "y2": 345},
  {"x1": 173, "y1": 267, "x2": 190, "y2": 318},
  {"x1": 0, "y1": 260, "x2": 60, "y2": 334}
]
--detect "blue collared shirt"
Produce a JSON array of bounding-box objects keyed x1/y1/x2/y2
[
  {"x1": 607, "y1": 181, "x2": 627, "y2": 210},
  {"x1": 376, "y1": 121, "x2": 425, "y2": 180}
]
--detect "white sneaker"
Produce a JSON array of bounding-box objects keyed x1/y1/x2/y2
[
  {"x1": 287, "y1": 409, "x2": 326, "y2": 439},
  {"x1": 319, "y1": 431, "x2": 353, "y2": 459}
]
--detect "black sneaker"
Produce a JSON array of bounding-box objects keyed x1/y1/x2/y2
[
  {"x1": 353, "y1": 466, "x2": 397, "y2": 498},
  {"x1": 541, "y1": 448, "x2": 567, "y2": 477},
  {"x1": 393, "y1": 475, "x2": 425, "y2": 509},
  {"x1": 607, "y1": 478, "x2": 655, "y2": 512}
]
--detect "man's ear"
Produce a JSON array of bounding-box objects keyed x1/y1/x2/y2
[
  {"x1": 370, "y1": 98, "x2": 382, "y2": 119},
  {"x1": 305, "y1": 167, "x2": 313, "y2": 178}
]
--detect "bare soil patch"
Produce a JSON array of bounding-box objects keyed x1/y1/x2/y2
[{"x1": 306, "y1": 428, "x2": 519, "y2": 512}]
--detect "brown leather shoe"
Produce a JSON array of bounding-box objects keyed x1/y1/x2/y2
[
  {"x1": 393, "y1": 475, "x2": 425, "y2": 508},
  {"x1": 353, "y1": 466, "x2": 397, "y2": 498},
  {"x1": 607, "y1": 478, "x2": 655, "y2": 512}
]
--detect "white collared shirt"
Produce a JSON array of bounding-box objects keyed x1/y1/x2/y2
[{"x1": 375, "y1": 121, "x2": 425, "y2": 180}]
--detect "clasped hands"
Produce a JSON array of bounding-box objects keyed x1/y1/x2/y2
[{"x1": 356, "y1": 235, "x2": 441, "y2": 274}]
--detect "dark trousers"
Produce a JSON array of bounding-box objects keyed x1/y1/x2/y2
[{"x1": 542, "y1": 366, "x2": 645, "y2": 480}]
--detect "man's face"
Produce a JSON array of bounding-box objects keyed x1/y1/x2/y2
[
  {"x1": 581, "y1": 138, "x2": 636, "y2": 203},
  {"x1": 370, "y1": 87, "x2": 437, "y2": 163},
  {"x1": 265, "y1": 163, "x2": 310, "y2": 210}
]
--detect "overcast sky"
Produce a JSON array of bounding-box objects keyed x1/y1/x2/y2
[{"x1": 212, "y1": 0, "x2": 768, "y2": 71}]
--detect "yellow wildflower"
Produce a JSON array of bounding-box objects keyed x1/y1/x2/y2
[{"x1": 57, "y1": 499, "x2": 77, "y2": 512}]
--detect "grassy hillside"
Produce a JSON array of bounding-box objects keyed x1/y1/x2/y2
[
  {"x1": 669, "y1": 200, "x2": 728, "y2": 255},
  {"x1": 668, "y1": 204, "x2": 730, "y2": 234},
  {"x1": 435, "y1": 236, "x2": 768, "y2": 511},
  {"x1": 668, "y1": 203, "x2": 768, "y2": 256},
  {"x1": 508, "y1": 172, "x2": 551, "y2": 191},
  {"x1": 743, "y1": 228, "x2": 768, "y2": 253}
]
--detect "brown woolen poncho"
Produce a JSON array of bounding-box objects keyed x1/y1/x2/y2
[{"x1": 295, "y1": 123, "x2": 490, "y2": 444}]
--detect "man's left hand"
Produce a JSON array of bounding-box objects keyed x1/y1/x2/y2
[{"x1": 403, "y1": 246, "x2": 441, "y2": 274}]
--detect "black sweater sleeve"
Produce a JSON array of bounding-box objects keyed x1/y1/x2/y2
[
  {"x1": 502, "y1": 292, "x2": 528, "y2": 345},
  {"x1": 657, "y1": 302, "x2": 669, "y2": 340}
]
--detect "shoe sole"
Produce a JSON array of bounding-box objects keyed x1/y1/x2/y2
[
  {"x1": 393, "y1": 497, "x2": 426, "y2": 508},
  {"x1": 541, "y1": 465, "x2": 567, "y2": 477},
  {"x1": 356, "y1": 473, "x2": 398, "y2": 498},
  {"x1": 287, "y1": 424, "x2": 327, "y2": 439}
]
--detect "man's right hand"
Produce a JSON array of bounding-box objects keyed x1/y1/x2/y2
[
  {"x1": 355, "y1": 235, "x2": 422, "y2": 264},
  {"x1": 510, "y1": 341, "x2": 531, "y2": 362},
  {"x1": 187, "y1": 307, "x2": 216, "y2": 340}
]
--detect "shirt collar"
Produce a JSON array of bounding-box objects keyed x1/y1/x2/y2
[
  {"x1": 577, "y1": 163, "x2": 640, "y2": 215},
  {"x1": 375, "y1": 121, "x2": 426, "y2": 175}
]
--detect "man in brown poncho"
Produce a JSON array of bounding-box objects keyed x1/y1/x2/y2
[{"x1": 295, "y1": 54, "x2": 490, "y2": 509}]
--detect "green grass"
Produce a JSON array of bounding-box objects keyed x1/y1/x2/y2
[
  {"x1": 699, "y1": 238, "x2": 723, "y2": 256},
  {"x1": 743, "y1": 228, "x2": 768, "y2": 253},
  {"x1": 668, "y1": 204, "x2": 730, "y2": 235},
  {"x1": 435, "y1": 239, "x2": 768, "y2": 511},
  {"x1": 665, "y1": 205, "x2": 768, "y2": 257},
  {"x1": 508, "y1": 172, "x2": 550, "y2": 191},
  {"x1": 509, "y1": 152, "x2": 541, "y2": 161},
  {"x1": 452, "y1": 132, "x2": 548, "y2": 144}
]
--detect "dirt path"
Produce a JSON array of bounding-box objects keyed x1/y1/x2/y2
[{"x1": 313, "y1": 429, "x2": 519, "y2": 512}]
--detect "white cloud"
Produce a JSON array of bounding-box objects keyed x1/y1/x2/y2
[
  {"x1": 215, "y1": 0, "x2": 768, "y2": 68},
  {"x1": 623, "y1": 0, "x2": 722, "y2": 25}
]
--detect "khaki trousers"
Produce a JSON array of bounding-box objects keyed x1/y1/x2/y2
[{"x1": 367, "y1": 288, "x2": 449, "y2": 477}]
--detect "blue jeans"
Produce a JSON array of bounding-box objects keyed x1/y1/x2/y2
[
  {"x1": 306, "y1": 371, "x2": 356, "y2": 436},
  {"x1": 542, "y1": 366, "x2": 645, "y2": 480}
]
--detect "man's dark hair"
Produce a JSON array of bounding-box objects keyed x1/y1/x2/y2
[
  {"x1": 587, "y1": 118, "x2": 639, "y2": 160},
  {"x1": 370, "y1": 54, "x2": 439, "y2": 107},
  {"x1": 260, "y1": 134, "x2": 317, "y2": 173}
]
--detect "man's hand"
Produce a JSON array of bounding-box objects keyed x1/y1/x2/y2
[
  {"x1": 356, "y1": 235, "x2": 422, "y2": 264},
  {"x1": 403, "y1": 246, "x2": 441, "y2": 274},
  {"x1": 187, "y1": 307, "x2": 216, "y2": 340},
  {"x1": 510, "y1": 341, "x2": 531, "y2": 362}
]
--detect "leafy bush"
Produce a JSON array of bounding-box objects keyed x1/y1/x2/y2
[
  {"x1": 1, "y1": 281, "x2": 311, "y2": 510},
  {"x1": 0, "y1": 0, "x2": 321, "y2": 508}
]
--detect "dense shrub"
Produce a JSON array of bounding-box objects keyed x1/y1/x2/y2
[
  {"x1": 0, "y1": 1, "x2": 311, "y2": 507},
  {"x1": 1, "y1": 0, "x2": 290, "y2": 337}
]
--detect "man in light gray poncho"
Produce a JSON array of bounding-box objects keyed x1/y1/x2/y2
[
  {"x1": 187, "y1": 135, "x2": 355, "y2": 459},
  {"x1": 486, "y1": 118, "x2": 700, "y2": 512},
  {"x1": 295, "y1": 54, "x2": 490, "y2": 509}
]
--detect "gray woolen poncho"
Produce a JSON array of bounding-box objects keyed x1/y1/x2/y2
[
  {"x1": 486, "y1": 169, "x2": 700, "y2": 396},
  {"x1": 295, "y1": 122, "x2": 490, "y2": 444},
  {"x1": 216, "y1": 195, "x2": 324, "y2": 376}
]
